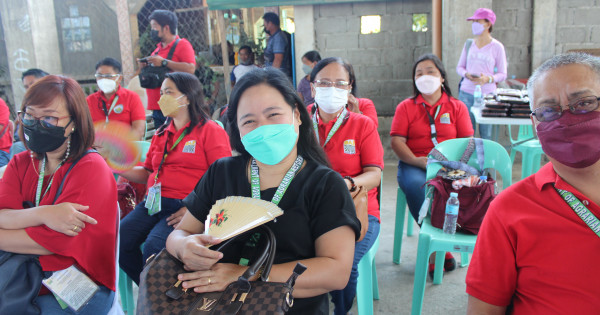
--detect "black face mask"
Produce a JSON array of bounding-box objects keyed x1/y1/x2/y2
[
  {"x1": 150, "y1": 29, "x2": 161, "y2": 43},
  {"x1": 263, "y1": 27, "x2": 270, "y2": 36},
  {"x1": 23, "y1": 122, "x2": 70, "y2": 154}
]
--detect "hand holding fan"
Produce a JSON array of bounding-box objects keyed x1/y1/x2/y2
[
  {"x1": 204, "y1": 196, "x2": 283, "y2": 241},
  {"x1": 94, "y1": 121, "x2": 141, "y2": 173}
]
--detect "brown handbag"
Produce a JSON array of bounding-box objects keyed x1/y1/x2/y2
[
  {"x1": 351, "y1": 186, "x2": 369, "y2": 242},
  {"x1": 137, "y1": 225, "x2": 307, "y2": 315}
]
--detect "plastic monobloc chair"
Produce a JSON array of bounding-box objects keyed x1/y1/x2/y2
[
  {"x1": 356, "y1": 233, "x2": 380, "y2": 315},
  {"x1": 411, "y1": 138, "x2": 512, "y2": 315},
  {"x1": 393, "y1": 187, "x2": 414, "y2": 264},
  {"x1": 508, "y1": 125, "x2": 545, "y2": 179}
]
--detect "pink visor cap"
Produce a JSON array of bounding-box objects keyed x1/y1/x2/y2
[{"x1": 467, "y1": 8, "x2": 496, "y2": 25}]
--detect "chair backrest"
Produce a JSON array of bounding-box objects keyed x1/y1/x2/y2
[
  {"x1": 426, "y1": 138, "x2": 512, "y2": 190},
  {"x1": 135, "y1": 141, "x2": 151, "y2": 163},
  {"x1": 509, "y1": 125, "x2": 535, "y2": 144}
]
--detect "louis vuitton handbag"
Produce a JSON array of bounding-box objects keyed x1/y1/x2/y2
[{"x1": 137, "y1": 225, "x2": 306, "y2": 315}]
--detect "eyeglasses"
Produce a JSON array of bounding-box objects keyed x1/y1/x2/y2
[
  {"x1": 531, "y1": 96, "x2": 600, "y2": 122},
  {"x1": 18, "y1": 111, "x2": 71, "y2": 129},
  {"x1": 314, "y1": 80, "x2": 350, "y2": 89},
  {"x1": 94, "y1": 74, "x2": 120, "y2": 79}
]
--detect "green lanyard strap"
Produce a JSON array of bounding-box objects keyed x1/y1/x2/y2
[
  {"x1": 312, "y1": 108, "x2": 348, "y2": 147},
  {"x1": 555, "y1": 187, "x2": 600, "y2": 238},
  {"x1": 35, "y1": 157, "x2": 62, "y2": 207},
  {"x1": 153, "y1": 127, "x2": 190, "y2": 183},
  {"x1": 250, "y1": 155, "x2": 304, "y2": 206}
]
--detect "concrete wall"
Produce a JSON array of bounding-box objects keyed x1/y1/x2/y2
[{"x1": 555, "y1": 0, "x2": 600, "y2": 54}]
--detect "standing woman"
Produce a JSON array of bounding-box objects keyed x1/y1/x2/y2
[
  {"x1": 297, "y1": 50, "x2": 321, "y2": 105},
  {"x1": 166, "y1": 68, "x2": 360, "y2": 314},
  {"x1": 309, "y1": 57, "x2": 384, "y2": 315},
  {"x1": 456, "y1": 8, "x2": 507, "y2": 139},
  {"x1": 119, "y1": 72, "x2": 231, "y2": 284},
  {"x1": 0, "y1": 75, "x2": 118, "y2": 313}
]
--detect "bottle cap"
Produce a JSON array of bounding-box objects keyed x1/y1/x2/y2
[
  {"x1": 480, "y1": 175, "x2": 487, "y2": 180},
  {"x1": 450, "y1": 192, "x2": 458, "y2": 197}
]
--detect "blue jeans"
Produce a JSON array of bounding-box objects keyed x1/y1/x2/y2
[
  {"x1": 458, "y1": 90, "x2": 492, "y2": 140},
  {"x1": 152, "y1": 110, "x2": 167, "y2": 128},
  {"x1": 0, "y1": 150, "x2": 8, "y2": 167},
  {"x1": 397, "y1": 161, "x2": 426, "y2": 222},
  {"x1": 119, "y1": 196, "x2": 183, "y2": 284},
  {"x1": 330, "y1": 215, "x2": 380, "y2": 315},
  {"x1": 35, "y1": 285, "x2": 114, "y2": 314}
]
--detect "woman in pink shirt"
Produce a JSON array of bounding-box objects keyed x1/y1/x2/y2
[{"x1": 456, "y1": 8, "x2": 507, "y2": 140}]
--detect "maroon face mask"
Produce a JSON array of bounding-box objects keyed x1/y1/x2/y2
[{"x1": 536, "y1": 111, "x2": 600, "y2": 168}]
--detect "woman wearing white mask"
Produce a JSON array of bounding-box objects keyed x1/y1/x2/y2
[
  {"x1": 391, "y1": 54, "x2": 473, "y2": 278},
  {"x1": 307, "y1": 57, "x2": 384, "y2": 315},
  {"x1": 86, "y1": 57, "x2": 146, "y2": 139},
  {"x1": 118, "y1": 72, "x2": 231, "y2": 285},
  {"x1": 297, "y1": 50, "x2": 321, "y2": 105},
  {"x1": 456, "y1": 8, "x2": 507, "y2": 140}
]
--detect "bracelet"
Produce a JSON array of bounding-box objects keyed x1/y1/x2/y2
[{"x1": 344, "y1": 176, "x2": 357, "y2": 192}]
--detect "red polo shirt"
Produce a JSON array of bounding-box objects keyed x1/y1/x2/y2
[
  {"x1": 146, "y1": 36, "x2": 196, "y2": 110},
  {"x1": 0, "y1": 98, "x2": 11, "y2": 153},
  {"x1": 86, "y1": 86, "x2": 146, "y2": 125},
  {"x1": 0, "y1": 151, "x2": 118, "y2": 291},
  {"x1": 358, "y1": 98, "x2": 378, "y2": 127},
  {"x1": 466, "y1": 163, "x2": 600, "y2": 313},
  {"x1": 390, "y1": 93, "x2": 473, "y2": 157},
  {"x1": 313, "y1": 109, "x2": 384, "y2": 220},
  {"x1": 144, "y1": 120, "x2": 231, "y2": 199}
]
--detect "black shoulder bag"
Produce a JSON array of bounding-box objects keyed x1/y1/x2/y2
[
  {"x1": 0, "y1": 149, "x2": 97, "y2": 315},
  {"x1": 140, "y1": 39, "x2": 180, "y2": 89}
]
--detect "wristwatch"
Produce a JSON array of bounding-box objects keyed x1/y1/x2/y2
[{"x1": 161, "y1": 59, "x2": 169, "y2": 67}]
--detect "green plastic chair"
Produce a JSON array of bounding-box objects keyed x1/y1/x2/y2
[
  {"x1": 393, "y1": 187, "x2": 414, "y2": 264},
  {"x1": 508, "y1": 125, "x2": 545, "y2": 179},
  {"x1": 356, "y1": 233, "x2": 380, "y2": 315},
  {"x1": 410, "y1": 138, "x2": 512, "y2": 315}
]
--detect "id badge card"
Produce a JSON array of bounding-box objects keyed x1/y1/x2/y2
[
  {"x1": 42, "y1": 265, "x2": 99, "y2": 312},
  {"x1": 146, "y1": 183, "x2": 162, "y2": 215}
]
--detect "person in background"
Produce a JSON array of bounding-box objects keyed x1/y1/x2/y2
[
  {"x1": 139, "y1": 9, "x2": 196, "y2": 128},
  {"x1": 262, "y1": 12, "x2": 292, "y2": 81},
  {"x1": 230, "y1": 45, "x2": 258, "y2": 87},
  {"x1": 0, "y1": 98, "x2": 11, "y2": 167},
  {"x1": 456, "y1": 8, "x2": 507, "y2": 140},
  {"x1": 86, "y1": 57, "x2": 146, "y2": 139},
  {"x1": 297, "y1": 50, "x2": 321, "y2": 106},
  {"x1": 391, "y1": 54, "x2": 473, "y2": 278},
  {"x1": 166, "y1": 68, "x2": 359, "y2": 314},
  {"x1": 466, "y1": 52, "x2": 600, "y2": 314},
  {"x1": 10, "y1": 69, "x2": 50, "y2": 158},
  {"x1": 0, "y1": 75, "x2": 118, "y2": 313},
  {"x1": 118, "y1": 72, "x2": 231, "y2": 284}
]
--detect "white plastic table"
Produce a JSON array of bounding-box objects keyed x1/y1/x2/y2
[{"x1": 470, "y1": 107, "x2": 534, "y2": 144}]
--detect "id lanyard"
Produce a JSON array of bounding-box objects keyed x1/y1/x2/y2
[
  {"x1": 555, "y1": 187, "x2": 600, "y2": 238},
  {"x1": 422, "y1": 103, "x2": 442, "y2": 146},
  {"x1": 250, "y1": 155, "x2": 304, "y2": 206},
  {"x1": 153, "y1": 127, "x2": 189, "y2": 185},
  {"x1": 312, "y1": 108, "x2": 347, "y2": 147},
  {"x1": 101, "y1": 95, "x2": 120, "y2": 124},
  {"x1": 35, "y1": 158, "x2": 61, "y2": 207}
]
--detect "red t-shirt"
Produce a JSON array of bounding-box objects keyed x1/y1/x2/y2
[
  {"x1": 466, "y1": 163, "x2": 600, "y2": 313},
  {"x1": 0, "y1": 151, "x2": 117, "y2": 291},
  {"x1": 390, "y1": 93, "x2": 473, "y2": 157},
  {"x1": 358, "y1": 98, "x2": 378, "y2": 127},
  {"x1": 144, "y1": 120, "x2": 231, "y2": 199},
  {"x1": 146, "y1": 36, "x2": 196, "y2": 110},
  {"x1": 0, "y1": 98, "x2": 11, "y2": 152},
  {"x1": 86, "y1": 86, "x2": 146, "y2": 125},
  {"x1": 312, "y1": 109, "x2": 384, "y2": 220}
]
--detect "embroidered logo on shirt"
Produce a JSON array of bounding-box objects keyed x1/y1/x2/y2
[
  {"x1": 113, "y1": 104, "x2": 124, "y2": 114},
  {"x1": 343, "y1": 139, "x2": 356, "y2": 155},
  {"x1": 440, "y1": 113, "x2": 451, "y2": 124},
  {"x1": 182, "y1": 140, "x2": 196, "y2": 153}
]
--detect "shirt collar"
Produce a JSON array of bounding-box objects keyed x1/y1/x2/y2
[
  {"x1": 534, "y1": 162, "x2": 582, "y2": 194},
  {"x1": 415, "y1": 92, "x2": 449, "y2": 107},
  {"x1": 315, "y1": 108, "x2": 350, "y2": 127},
  {"x1": 100, "y1": 85, "x2": 122, "y2": 102},
  {"x1": 165, "y1": 119, "x2": 192, "y2": 135},
  {"x1": 157, "y1": 35, "x2": 180, "y2": 51}
]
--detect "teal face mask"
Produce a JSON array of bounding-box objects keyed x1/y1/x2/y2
[{"x1": 241, "y1": 113, "x2": 298, "y2": 165}]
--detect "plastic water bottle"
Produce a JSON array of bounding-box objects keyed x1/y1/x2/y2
[
  {"x1": 443, "y1": 192, "x2": 459, "y2": 235},
  {"x1": 473, "y1": 85, "x2": 484, "y2": 108}
]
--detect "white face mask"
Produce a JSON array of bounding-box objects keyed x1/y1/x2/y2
[
  {"x1": 97, "y1": 78, "x2": 118, "y2": 94},
  {"x1": 415, "y1": 75, "x2": 442, "y2": 95},
  {"x1": 314, "y1": 87, "x2": 348, "y2": 114}
]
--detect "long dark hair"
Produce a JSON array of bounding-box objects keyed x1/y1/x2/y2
[
  {"x1": 226, "y1": 68, "x2": 330, "y2": 166},
  {"x1": 310, "y1": 57, "x2": 357, "y2": 96},
  {"x1": 411, "y1": 53, "x2": 453, "y2": 99},
  {"x1": 159, "y1": 72, "x2": 209, "y2": 131}
]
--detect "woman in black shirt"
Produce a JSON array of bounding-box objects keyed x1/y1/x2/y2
[{"x1": 166, "y1": 68, "x2": 360, "y2": 314}]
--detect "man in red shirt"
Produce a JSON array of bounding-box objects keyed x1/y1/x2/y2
[
  {"x1": 86, "y1": 57, "x2": 146, "y2": 139},
  {"x1": 466, "y1": 53, "x2": 600, "y2": 314},
  {"x1": 0, "y1": 98, "x2": 11, "y2": 167},
  {"x1": 139, "y1": 10, "x2": 196, "y2": 128}
]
